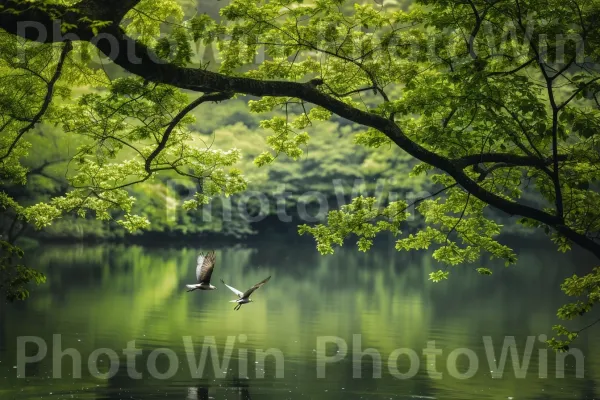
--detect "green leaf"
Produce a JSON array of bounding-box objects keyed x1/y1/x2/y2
[{"x1": 429, "y1": 270, "x2": 450, "y2": 283}]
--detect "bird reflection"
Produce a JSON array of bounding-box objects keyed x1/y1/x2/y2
[
  {"x1": 240, "y1": 386, "x2": 252, "y2": 400},
  {"x1": 187, "y1": 378, "x2": 252, "y2": 399},
  {"x1": 232, "y1": 376, "x2": 252, "y2": 400},
  {"x1": 187, "y1": 386, "x2": 209, "y2": 400}
]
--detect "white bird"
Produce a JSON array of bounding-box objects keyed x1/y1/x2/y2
[
  {"x1": 186, "y1": 251, "x2": 217, "y2": 292},
  {"x1": 220, "y1": 276, "x2": 271, "y2": 310}
]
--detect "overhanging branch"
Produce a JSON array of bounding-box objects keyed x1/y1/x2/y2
[{"x1": 145, "y1": 91, "x2": 234, "y2": 174}]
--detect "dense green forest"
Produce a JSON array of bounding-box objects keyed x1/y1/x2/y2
[
  {"x1": 4, "y1": 0, "x2": 424, "y2": 242},
  {"x1": 8, "y1": 97, "x2": 429, "y2": 241}
]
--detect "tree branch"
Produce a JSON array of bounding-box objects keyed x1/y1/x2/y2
[
  {"x1": 0, "y1": 40, "x2": 72, "y2": 162},
  {"x1": 144, "y1": 91, "x2": 234, "y2": 173}
]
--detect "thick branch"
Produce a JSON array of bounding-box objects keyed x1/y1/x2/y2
[
  {"x1": 78, "y1": 0, "x2": 142, "y2": 23},
  {"x1": 0, "y1": 0, "x2": 140, "y2": 41}
]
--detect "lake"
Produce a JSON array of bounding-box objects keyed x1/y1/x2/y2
[{"x1": 0, "y1": 237, "x2": 598, "y2": 399}]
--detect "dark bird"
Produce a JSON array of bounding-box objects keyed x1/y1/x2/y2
[
  {"x1": 220, "y1": 276, "x2": 271, "y2": 310},
  {"x1": 186, "y1": 251, "x2": 217, "y2": 292}
]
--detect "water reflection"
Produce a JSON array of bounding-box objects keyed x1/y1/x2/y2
[
  {"x1": 186, "y1": 385, "x2": 209, "y2": 400},
  {"x1": 185, "y1": 379, "x2": 252, "y2": 400},
  {"x1": 0, "y1": 238, "x2": 597, "y2": 399}
]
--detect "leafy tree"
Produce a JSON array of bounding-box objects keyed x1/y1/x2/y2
[{"x1": 1, "y1": 0, "x2": 600, "y2": 349}]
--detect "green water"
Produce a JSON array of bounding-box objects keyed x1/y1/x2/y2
[{"x1": 0, "y1": 239, "x2": 598, "y2": 399}]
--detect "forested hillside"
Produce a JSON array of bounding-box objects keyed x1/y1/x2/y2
[{"x1": 6, "y1": 0, "x2": 427, "y2": 241}]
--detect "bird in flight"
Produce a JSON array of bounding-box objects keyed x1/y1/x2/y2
[
  {"x1": 220, "y1": 276, "x2": 271, "y2": 310},
  {"x1": 186, "y1": 251, "x2": 217, "y2": 292}
]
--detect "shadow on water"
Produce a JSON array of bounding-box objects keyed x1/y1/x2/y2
[
  {"x1": 183, "y1": 379, "x2": 252, "y2": 400},
  {"x1": 187, "y1": 385, "x2": 210, "y2": 400}
]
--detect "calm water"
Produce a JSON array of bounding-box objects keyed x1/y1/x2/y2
[{"x1": 0, "y1": 238, "x2": 598, "y2": 399}]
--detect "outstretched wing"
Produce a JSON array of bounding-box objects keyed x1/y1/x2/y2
[
  {"x1": 220, "y1": 279, "x2": 244, "y2": 297},
  {"x1": 196, "y1": 251, "x2": 216, "y2": 284},
  {"x1": 242, "y1": 276, "x2": 271, "y2": 299}
]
